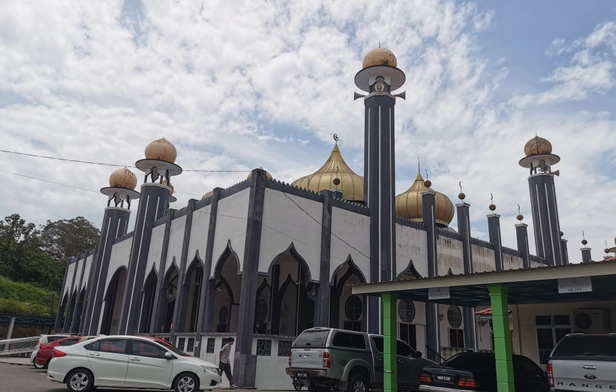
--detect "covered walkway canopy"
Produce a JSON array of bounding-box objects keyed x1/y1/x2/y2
[{"x1": 352, "y1": 260, "x2": 616, "y2": 392}]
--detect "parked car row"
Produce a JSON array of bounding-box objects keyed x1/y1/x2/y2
[{"x1": 34, "y1": 334, "x2": 221, "y2": 392}]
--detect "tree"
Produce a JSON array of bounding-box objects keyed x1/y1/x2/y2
[
  {"x1": 0, "y1": 214, "x2": 42, "y2": 279},
  {"x1": 40, "y1": 216, "x2": 100, "y2": 261}
]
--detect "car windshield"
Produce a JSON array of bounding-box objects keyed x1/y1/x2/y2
[
  {"x1": 151, "y1": 338, "x2": 190, "y2": 357},
  {"x1": 293, "y1": 330, "x2": 329, "y2": 348},
  {"x1": 444, "y1": 354, "x2": 496, "y2": 371},
  {"x1": 552, "y1": 335, "x2": 616, "y2": 359}
]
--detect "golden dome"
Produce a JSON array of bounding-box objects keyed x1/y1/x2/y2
[
  {"x1": 202, "y1": 190, "x2": 213, "y2": 199},
  {"x1": 162, "y1": 179, "x2": 174, "y2": 196},
  {"x1": 524, "y1": 136, "x2": 552, "y2": 157},
  {"x1": 292, "y1": 144, "x2": 364, "y2": 202},
  {"x1": 145, "y1": 137, "x2": 177, "y2": 163},
  {"x1": 109, "y1": 167, "x2": 137, "y2": 190},
  {"x1": 395, "y1": 173, "x2": 455, "y2": 227},
  {"x1": 247, "y1": 168, "x2": 273, "y2": 181},
  {"x1": 362, "y1": 47, "x2": 398, "y2": 68}
]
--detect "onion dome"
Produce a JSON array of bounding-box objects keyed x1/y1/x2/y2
[
  {"x1": 145, "y1": 137, "x2": 177, "y2": 163},
  {"x1": 109, "y1": 167, "x2": 137, "y2": 190},
  {"x1": 247, "y1": 168, "x2": 273, "y2": 181},
  {"x1": 524, "y1": 136, "x2": 552, "y2": 157},
  {"x1": 292, "y1": 143, "x2": 364, "y2": 202},
  {"x1": 362, "y1": 48, "x2": 398, "y2": 68},
  {"x1": 202, "y1": 190, "x2": 213, "y2": 199},
  {"x1": 395, "y1": 173, "x2": 455, "y2": 227}
]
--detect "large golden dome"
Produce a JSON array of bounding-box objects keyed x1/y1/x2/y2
[
  {"x1": 395, "y1": 173, "x2": 455, "y2": 227},
  {"x1": 247, "y1": 168, "x2": 273, "y2": 181},
  {"x1": 524, "y1": 136, "x2": 552, "y2": 156},
  {"x1": 109, "y1": 167, "x2": 137, "y2": 190},
  {"x1": 145, "y1": 137, "x2": 177, "y2": 163},
  {"x1": 362, "y1": 47, "x2": 398, "y2": 68},
  {"x1": 292, "y1": 144, "x2": 364, "y2": 202}
]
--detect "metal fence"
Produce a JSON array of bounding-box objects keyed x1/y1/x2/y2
[{"x1": 0, "y1": 336, "x2": 39, "y2": 356}]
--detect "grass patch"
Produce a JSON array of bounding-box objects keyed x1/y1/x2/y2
[{"x1": 0, "y1": 275, "x2": 58, "y2": 316}]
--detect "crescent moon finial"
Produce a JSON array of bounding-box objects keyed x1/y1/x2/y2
[{"x1": 333, "y1": 134, "x2": 339, "y2": 143}]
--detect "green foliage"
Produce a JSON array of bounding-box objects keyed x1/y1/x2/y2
[
  {"x1": 40, "y1": 216, "x2": 100, "y2": 261},
  {"x1": 0, "y1": 275, "x2": 57, "y2": 316}
]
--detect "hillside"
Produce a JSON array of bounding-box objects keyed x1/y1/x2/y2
[{"x1": 0, "y1": 275, "x2": 59, "y2": 317}]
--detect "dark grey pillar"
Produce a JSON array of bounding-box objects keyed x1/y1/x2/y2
[
  {"x1": 488, "y1": 214, "x2": 503, "y2": 272},
  {"x1": 422, "y1": 191, "x2": 440, "y2": 362},
  {"x1": 194, "y1": 188, "x2": 223, "y2": 356},
  {"x1": 79, "y1": 246, "x2": 98, "y2": 333},
  {"x1": 170, "y1": 199, "x2": 197, "y2": 342},
  {"x1": 270, "y1": 265, "x2": 281, "y2": 334},
  {"x1": 71, "y1": 253, "x2": 89, "y2": 333},
  {"x1": 234, "y1": 169, "x2": 266, "y2": 389},
  {"x1": 64, "y1": 257, "x2": 79, "y2": 332},
  {"x1": 150, "y1": 210, "x2": 176, "y2": 333},
  {"x1": 364, "y1": 94, "x2": 397, "y2": 334},
  {"x1": 85, "y1": 207, "x2": 131, "y2": 335},
  {"x1": 515, "y1": 223, "x2": 531, "y2": 269},
  {"x1": 122, "y1": 183, "x2": 171, "y2": 334},
  {"x1": 54, "y1": 260, "x2": 71, "y2": 332},
  {"x1": 528, "y1": 173, "x2": 563, "y2": 266},
  {"x1": 581, "y1": 247, "x2": 593, "y2": 263},
  {"x1": 315, "y1": 190, "x2": 333, "y2": 327},
  {"x1": 70, "y1": 302, "x2": 84, "y2": 333},
  {"x1": 456, "y1": 202, "x2": 477, "y2": 351},
  {"x1": 561, "y1": 239, "x2": 569, "y2": 265}
]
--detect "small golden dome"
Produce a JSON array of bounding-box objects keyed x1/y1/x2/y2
[
  {"x1": 524, "y1": 136, "x2": 552, "y2": 157},
  {"x1": 162, "y1": 179, "x2": 174, "y2": 196},
  {"x1": 362, "y1": 47, "x2": 398, "y2": 68},
  {"x1": 145, "y1": 137, "x2": 177, "y2": 163},
  {"x1": 395, "y1": 173, "x2": 455, "y2": 227},
  {"x1": 292, "y1": 144, "x2": 364, "y2": 202},
  {"x1": 247, "y1": 168, "x2": 273, "y2": 181},
  {"x1": 109, "y1": 167, "x2": 137, "y2": 190},
  {"x1": 202, "y1": 190, "x2": 213, "y2": 200}
]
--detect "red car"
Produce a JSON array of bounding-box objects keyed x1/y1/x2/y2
[{"x1": 35, "y1": 335, "x2": 96, "y2": 369}]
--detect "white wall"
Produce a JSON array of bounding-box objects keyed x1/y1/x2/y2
[
  {"x1": 63, "y1": 262, "x2": 76, "y2": 299},
  {"x1": 164, "y1": 215, "x2": 186, "y2": 276},
  {"x1": 187, "y1": 204, "x2": 211, "y2": 267},
  {"x1": 105, "y1": 238, "x2": 132, "y2": 291},
  {"x1": 330, "y1": 207, "x2": 370, "y2": 283},
  {"x1": 211, "y1": 189, "x2": 250, "y2": 277},
  {"x1": 502, "y1": 253, "x2": 524, "y2": 270},
  {"x1": 471, "y1": 244, "x2": 496, "y2": 272},
  {"x1": 396, "y1": 225, "x2": 429, "y2": 278},
  {"x1": 436, "y1": 237, "x2": 464, "y2": 276},
  {"x1": 80, "y1": 255, "x2": 92, "y2": 292},
  {"x1": 259, "y1": 189, "x2": 323, "y2": 280}
]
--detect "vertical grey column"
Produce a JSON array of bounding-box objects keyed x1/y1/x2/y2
[
  {"x1": 234, "y1": 169, "x2": 266, "y2": 389},
  {"x1": 515, "y1": 223, "x2": 530, "y2": 269},
  {"x1": 194, "y1": 188, "x2": 223, "y2": 356},
  {"x1": 70, "y1": 256, "x2": 89, "y2": 333},
  {"x1": 170, "y1": 199, "x2": 197, "y2": 342},
  {"x1": 122, "y1": 183, "x2": 170, "y2": 334},
  {"x1": 315, "y1": 190, "x2": 333, "y2": 327},
  {"x1": 488, "y1": 214, "x2": 503, "y2": 272},
  {"x1": 528, "y1": 173, "x2": 563, "y2": 265},
  {"x1": 64, "y1": 257, "x2": 79, "y2": 332},
  {"x1": 80, "y1": 245, "x2": 98, "y2": 333},
  {"x1": 364, "y1": 94, "x2": 397, "y2": 333},
  {"x1": 150, "y1": 210, "x2": 176, "y2": 333},
  {"x1": 85, "y1": 208, "x2": 131, "y2": 335},
  {"x1": 561, "y1": 239, "x2": 569, "y2": 265},
  {"x1": 422, "y1": 191, "x2": 440, "y2": 362},
  {"x1": 456, "y1": 202, "x2": 477, "y2": 351},
  {"x1": 581, "y1": 247, "x2": 593, "y2": 263},
  {"x1": 54, "y1": 260, "x2": 71, "y2": 332}
]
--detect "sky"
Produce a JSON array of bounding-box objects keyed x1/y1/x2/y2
[{"x1": 0, "y1": 0, "x2": 615, "y2": 262}]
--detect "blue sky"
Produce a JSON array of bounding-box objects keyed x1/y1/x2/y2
[{"x1": 0, "y1": 0, "x2": 614, "y2": 260}]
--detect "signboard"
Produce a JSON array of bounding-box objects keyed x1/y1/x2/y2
[
  {"x1": 428, "y1": 287, "x2": 450, "y2": 300},
  {"x1": 558, "y1": 277, "x2": 592, "y2": 294}
]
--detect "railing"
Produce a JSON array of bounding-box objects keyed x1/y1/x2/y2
[{"x1": 0, "y1": 336, "x2": 40, "y2": 356}]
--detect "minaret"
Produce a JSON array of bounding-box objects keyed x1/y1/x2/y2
[
  {"x1": 519, "y1": 136, "x2": 564, "y2": 265},
  {"x1": 81, "y1": 167, "x2": 140, "y2": 335},
  {"x1": 355, "y1": 47, "x2": 405, "y2": 333},
  {"x1": 119, "y1": 137, "x2": 182, "y2": 334}
]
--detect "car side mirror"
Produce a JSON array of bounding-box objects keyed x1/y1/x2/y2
[
  {"x1": 414, "y1": 351, "x2": 422, "y2": 358},
  {"x1": 164, "y1": 352, "x2": 174, "y2": 360}
]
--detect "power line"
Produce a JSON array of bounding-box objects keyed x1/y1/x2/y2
[
  {"x1": 0, "y1": 149, "x2": 251, "y2": 173},
  {"x1": 0, "y1": 169, "x2": 100, "y2": 194}
]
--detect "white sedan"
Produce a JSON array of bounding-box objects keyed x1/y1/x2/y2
[{"x1": 48, "y1": 335, "x2": 222, "y2": 392}]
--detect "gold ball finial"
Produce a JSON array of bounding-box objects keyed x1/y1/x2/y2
[
  {"x1": 489, "y1": 204, "x2": 496, "y2": 211},
  {"x1": 145, "y1": 137, "x2": 177, "y2": 163},
  {"x1": 333, "y1": 177, "x2": 341, "y2": 186},
  {"x1": 582, "y1": 239, "x2": 588, "y2": 246},
  {"x1": 458, "y1": 192, "x2": 466, "y2": 201},
  {"x1": 517, "y1": 214, "x2": 524, "y2": 221},
  {"x1": 109, "y1": 167, "x2": 138, "y2": 190},
  {"x1": 560, "y1": 231, "x2": 564, "y2": 237},
  {"x1": 424, "y1": 179, "x2": 432, "y2": 188}
]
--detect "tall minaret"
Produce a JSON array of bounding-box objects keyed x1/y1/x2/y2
[
  {"x1": 355, "y1": 47, "x2": 405, "y2": 333},
  {"x1": 519, "y1": 136, "x2": 564, "y2": 265}
]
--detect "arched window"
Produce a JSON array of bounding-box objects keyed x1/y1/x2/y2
[
  {"x1": 345, "y1": 295, "x2": 363, "y2": 321},
  {"x1": 398, "y1": 300, "x2": 416, "y2": 323}
]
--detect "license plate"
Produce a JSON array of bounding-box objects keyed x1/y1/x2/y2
[
  {"x1": 436, "y1": 375, "x2": 452, "y2": 382},
  {"x1": 298, "y1": 373, "x2": 307, "y2": 378}
]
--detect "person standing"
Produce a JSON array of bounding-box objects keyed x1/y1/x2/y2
[{"x1": 219, "y1": 337, "x2": 236, "y2": 388}]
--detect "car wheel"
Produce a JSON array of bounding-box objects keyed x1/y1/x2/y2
[
  {"x1": 174, "y1": 373, "x2": 199, "y2": 392},
  {"x1": 347, "y1": 374, "x2": 368, "y2": 392},
  {"x1": 33, "y1": 361, "x2": 44, "y2": 369},
  {"x1": 66, "y1": 369, "x2": 94, "y2": 392}
]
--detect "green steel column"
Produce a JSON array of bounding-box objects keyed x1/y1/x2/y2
[
  {"x1": 487, "y1": 284, "x2": 514, "y2": 392},
  {"x1": 382, "y1": 292, "x2": 398, "y2": 392}
]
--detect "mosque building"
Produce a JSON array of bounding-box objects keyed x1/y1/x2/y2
[{"x1": 55, "y1": 48, "x2": 601, "y2": 389}]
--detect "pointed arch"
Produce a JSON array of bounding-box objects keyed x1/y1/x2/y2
[
  {"x1": 61, "y1": 293, "x2": 69, "y2": 307},
  {"x1": 330, "y1": 255, "x2": 367, "y2": 285},
  {"x1": 185, "y1": 251, "x2": 204, "y2": 284},
  {"x1": 255, "y1": 278, "x2": 271, "y2": 300},
  {"x1": 139, "y1": 267, "x2": 158, "y2": 333},
  {"x1": 103, "y1": 267, "x2": 128, "y2": 300},
  {"x1": 267, "y1": 243, "x2": 313, "y2": 282},
  {"x1": 396, "y1": 259, "x2": 423, "y2": 280},
  {"x1": 212, "y1": 240, "x2": 241, "y2": 279}
]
